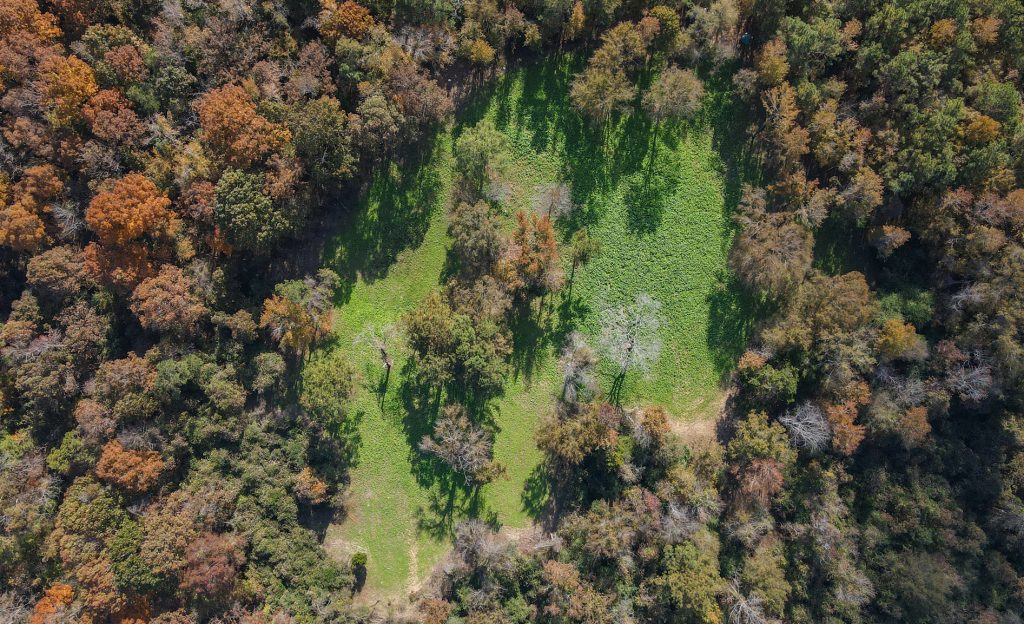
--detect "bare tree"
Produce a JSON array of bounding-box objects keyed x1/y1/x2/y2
[
  {"x1": 946, "y1": 357, "x2": 994, "y2": 403},
  {"x1": 0, "y1": 593, "x2": 30, "y2": 624},
  {"x1": 558, "y1": 332, "x2": 597, "y2": 406},
  {"x1": 724, "y1": 579, "x2": 774, "y2": 624},
  {"x1": 419, "y1": 405, "x2": 505, "y2": 486},
  {"x1": 355, "y1": 322, "x2": 400, "y2": 374},
  {"x1": 598, "y1": 293, "x2": 663, "y2": 375},
  {"x1": 779, "y1": 402, "x2": 830, "y2": 452},
  {"x1": 533, "y1": 182, "x2": 575, "y2": 220}
]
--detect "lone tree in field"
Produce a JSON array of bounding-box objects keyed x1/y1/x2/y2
[
  {"x1": 643, "y1": 66, "x2": 705, "y2": 124},
  {"x1": 419, "y1": 404, "x2": 505, "y2": 486},
  {"x1": 558, "y1": 332, "x2": 598, "y2": 406},
  {"x1": 533, "y1": 182, "x2": 575, "y2": 220},
  {"x1": 599, "y1": 293, "x2": 663, "y2": 375},
  {"x1": 355, "y1": 322, "x2": 400, "y2": 398}
]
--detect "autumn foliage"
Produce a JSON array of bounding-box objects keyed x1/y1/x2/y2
[
  {"x1": 319, "y1": 0, "x2": 375, "y2": 41},
  {"x1": 30, "y1": 583, "x2": 73, "y2": 624},
  {"x1": 195, "y1": 84, "x2": 291, "y2": 169},
  {"x1": 180, "y1": 532, "x2": 246, "y2": 596},
  {"x1": 130, "y1": 264, "x2": 208, "y2": 335},
  {"x1": 86, "y1": 174, "x2": 175, "y2": 246},
  {"x1": 95, "y1": 440, "x2": 166, "y2": 493}
]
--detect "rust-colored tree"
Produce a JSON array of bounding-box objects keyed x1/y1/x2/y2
[
  {"x1": 194, "y1": 84, "x2": 291, "y2": 169},
  {"x1": 319, "y1": 0, "x2": 375, "y2": 40},
  {"x1": 180, "y1": 532, "x2": 246, "y2": 597},
  {"x1": 95, "y1": 440, "x2": 166, "y2": 493},
  {"x1": 130, "y1": 264, "x2": 208, "y2": 336},
  {"x1": 83, "y1": 89, "x2": 143, "y2": 144},
  {"x1": 86, "y1": 173, "x2": 175, "y2": 246}
]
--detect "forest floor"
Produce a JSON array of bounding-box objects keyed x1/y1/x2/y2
[{"x1": 314, "y1": 53, "x2": 758, "y2": 605}]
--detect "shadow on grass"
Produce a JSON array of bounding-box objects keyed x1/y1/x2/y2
[
  {"x1": 323, "y1": 140, "x2": 446, "y2": 306},
  {"x1": 706, "y1": 272, "x2": 760, "y2": 383},
  {"x1": 395, "y1": 359, "x2": 504, "y2": 539}
]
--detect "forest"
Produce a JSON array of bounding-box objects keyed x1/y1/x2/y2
[{"x1": 1, "y1": 0, "x2": 1024, "y2": 622}]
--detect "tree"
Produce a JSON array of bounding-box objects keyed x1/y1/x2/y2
[
  {"x1": 214, "y1": 169, "x2": 292, "y2": 253},
  {"x1": 194, "y1": 84, "x2": 291, "y2": 168},
  {"x1": 502, "y1": 210, "x2": 563, "y2": 300},
  {"x1": 761, "y1": 82, "x2": 809, "y2": 173},
  {"x1": 729, "y1": 187, "x2": 813, "y2": 298},
  {"x1": 779, "y1": 402, "x2": 830, "y2": 452},
  {"x1": 85, "y1": 173, "x2": 176, "y2": 246},
  {"x1": 27, "y1": 246, "x2": 88, "y2": 301},
  {"x1": 558, "y1": 332, "x2": 598, "y2": 406},
  {"x1": 95, "y1": 440, "x2": 166, "y2": 493},
  {"x1": 419, "y1": 404, "x2": 505, "y2": 485},
  {"x1": 643, "y1": 66, "x2": 704, "y2": 123},
  {"x1": 290, "y1": 96, "x2": 355, "y2": 188},
  {"x1": 180, "y1": 533, "x2": 246, "y2": 597},
  {"x1": 454, "y1": 120, "x2": 508, "y2": 195},
  {"x1": 598, "y1": 293, "x2": 663, "y2": 374},
  {"x1": 318, "y1": 0, "x2": 375, "y2": 41},
  {"x1": 37, "y1": 54, "x2": 97, "y2": 127},
  {"x1": 448, "y1": 200, "x2": 504, "y2": 277},
  {"x1": 83, "y1": 89, "x2": 142, "y2": 144},
  {"x1": 570, "y1": 63, "x2": 634, "y2": 125},
  {"x1": 130, "y1": 264, "x2": 208, "y2": 336},
  {"x1": 533, "y1": 182, "x2": 576, "y2": 219},
  {"x1": 825, "y1": 400, "x2": 866, "y2": 455},
  {"x1": 875, "y1": 318, "x2": 927, "y2": 361},
  {"x1": 261, "y1": 270, "x2": 339, "y2": 358}
]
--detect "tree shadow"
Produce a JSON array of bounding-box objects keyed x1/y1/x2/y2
[
  {"x1": 415, "y1": 477, "x2": 499, "y2": 540},
  {"x1": 623, "y1": 171, "x2": 671, "y2": 235},
  {"x1": 322, "y1": 138, "x2": 445, "y2": 306},
  {"x1": 705, "y1": 272, "x2": 761, "y2": 383},
  {"x1": 508, "y1": 301, "x2": 556, "y2": 385}
]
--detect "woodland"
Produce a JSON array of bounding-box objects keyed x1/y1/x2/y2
[{"x1": 1, "y1": 0, "x2": 1024, "y2": 622}]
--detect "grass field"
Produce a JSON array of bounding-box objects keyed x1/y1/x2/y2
[{"x1": 314, "y1": 53, "x2": 757, "y2": 602}]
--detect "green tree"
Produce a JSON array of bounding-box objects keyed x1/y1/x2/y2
[{"x1": 214, "y1": 170, "x2": 293, "y2": 253}]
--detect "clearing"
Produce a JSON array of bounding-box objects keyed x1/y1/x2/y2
[{"x1": 314, "y1": 53, "x2": 757, "y2": 604}]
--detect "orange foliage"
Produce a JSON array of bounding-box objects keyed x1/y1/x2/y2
[
  {"x1": 14, "y1": 164, "x2": 64, "y2": 201},
  {"x1": 901, "y1": 405, "x2": 931, "y2": 446},
  {"x1": 260, "y1": 295, "x2": 322, "y2": 357},
  {"x1": 194, "y1": 84, "x2": 291, "y2": 168},
  {"x1": 83, "y1": 241, "x2": 156, "y2": 290},
  {"x1": 294, "y1": 467, "x2": 329, "y2": 504},
  {"x1": 0, "y1": 0, "x2": 62, "y2": 85},
  {"x1": 37, "y1": 54, "x2": 97, "y2": 126},
  {"x1": 86, "y1": 174, "x2": 176, "y2": 246},
  {"x1": 95, "y1": 440, "x2": 166, "y2": 493},
  {"x1": 30, "y1": 583, "x2": 73, "y2": 624},
  {"x1": 825, "y1": 400, "x2": 866, "y2": 456},
  {"x1": 0, "y1": 199, "x2": 48, "y2": 251},
  {"x1": 0, "y1": 164, "x2": 65, "y2": 252},
  {"x1": 130, "y1": 264, "x2": 208, "y2": 335},
  {"x1": 319, "y1": 0, "x2": 375, "y2": 40},
  {"x1": 501, "y1": 210, "x2": 563, "y2": 297},
  {"x1": 104, "y1": 44, "x2": 147, "y2": 83},
  {"x1": 180, "y1": 532, "x2": 246, "y2": 596},
  {"x1": 738, "y1": 350, "x2": 767, "y2": 370},
  {"x1": 83, "y1": 89, "x2": 142, "y2": 143}
]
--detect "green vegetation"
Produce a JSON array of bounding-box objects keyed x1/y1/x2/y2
[{"x1": 316, "y1": 54, "x2": 755, "y2": 598}]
